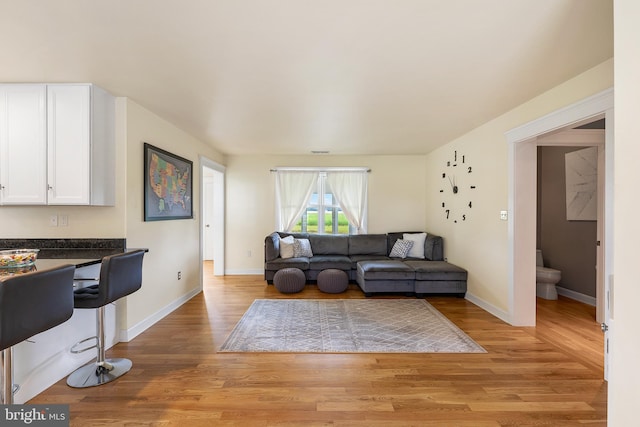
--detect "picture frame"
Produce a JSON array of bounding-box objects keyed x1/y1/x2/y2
[{"x1": 144, "y1": 143, "x2": 193, "y2": 221}]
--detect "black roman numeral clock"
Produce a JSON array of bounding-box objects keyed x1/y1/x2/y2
[{"x1": 440, "y1": 150, "x2": 476, "y2": 223}]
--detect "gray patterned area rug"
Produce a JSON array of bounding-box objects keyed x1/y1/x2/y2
[{"x1": 219, "y1": 299, "x2": 486, "y2": 353}]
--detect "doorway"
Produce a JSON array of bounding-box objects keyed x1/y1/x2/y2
[
  {"x1": 506, "y1": 88, "x2": 613, "y2": 327},
  {"x1": 536, "y1": 128, "x2": 604, "y2": 311},
  {"x1": 506, "y1": 88, "x2": 613, "y2": 379},
  {"x1": 200, "y1": 157, "x2": 225, "y2": 282}
]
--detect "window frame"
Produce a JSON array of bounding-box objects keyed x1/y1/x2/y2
[{"x1": 284, "y1": 168, "x2": 367, "y2": 235}]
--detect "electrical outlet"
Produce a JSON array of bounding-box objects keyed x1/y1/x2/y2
[
  {"x1": 500, "y1": 210, "x2": 508, "y2": 221},
  {"x1": 247, "y1": 250, "x2": 252, "y2": 257},
  {"x1": 59, "y1": 215, "x2": 69, "y2": 226},
  {"x1": 177, "y1": 271, "x2": 182, "y2": 280},
  {"x1": 49, "y1": 215, "x2": 58, "y2": 227}
]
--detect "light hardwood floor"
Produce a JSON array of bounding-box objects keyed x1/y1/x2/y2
[{"x1": 32, "y1": 262, "x2": 607, "y2": 426}]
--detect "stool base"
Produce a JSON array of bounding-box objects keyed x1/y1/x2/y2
[{"x1": 67, "y1": 358, "x2": 132, "y2": 388}]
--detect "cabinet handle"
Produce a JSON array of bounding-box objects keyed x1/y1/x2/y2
[
  {"x1": 0, "y1": 185, "x2": 4, "y2": 190},
  {"x1": 48, "y1": 185, "x2": 53, "y2": 190}
]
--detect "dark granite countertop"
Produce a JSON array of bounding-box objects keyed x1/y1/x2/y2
[{"x1": 0, "y1": 238, "x2": 126, "y2": 259}]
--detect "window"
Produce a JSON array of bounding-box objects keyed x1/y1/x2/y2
[
  {"x1": 292, "y1": 173, "x2": 353, "y2": 234},
  {"x1": 274, "y1": 167, "x2": 368, "y2": 235}
]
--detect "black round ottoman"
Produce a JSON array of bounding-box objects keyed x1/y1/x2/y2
[
  {"x1": 317, "y1": 269, "x2": 349, "y2": 294},
  {"x1": 273, "y1": 268, "x2": 306, "y2": 293}
]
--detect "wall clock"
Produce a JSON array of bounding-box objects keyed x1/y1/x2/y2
[{"x1": 440, "y1": 150, "x2": 476, "y2": 223}]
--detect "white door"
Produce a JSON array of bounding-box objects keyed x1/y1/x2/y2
[
  {"x1": 203, "y1": 176, "x2": 215, "y2": 260},
  {"x1": 0, "y1": 84, "x2": 47, "y2": 205}
]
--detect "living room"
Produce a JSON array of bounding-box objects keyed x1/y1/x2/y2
[{"x1": 0, "y1": 1, "x2": 638, "y2": 425}]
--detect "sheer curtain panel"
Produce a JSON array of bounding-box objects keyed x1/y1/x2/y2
[
  {"x1": 326, "y1": 171, "x2": 368, "y2": 234},
  {"x1": 275, "y1": 171, "x2": 319, "y2": 232}
]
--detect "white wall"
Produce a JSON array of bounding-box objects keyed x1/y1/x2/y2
[
  {"x1": 610, "y1": 0, "x2": 640, "y2": 424},
  {"x1": 0, "y1": 96, "x2": 226, "y2": 339},
  {"x1": 121, "y1": 99, "x2": 225, "y2": 333},
  {"x1": 224, "y1": 154, "x2": 428, "y2": 274},
  {"x1": 424, "y1": 59, "x2": 613, "y2": 316}
]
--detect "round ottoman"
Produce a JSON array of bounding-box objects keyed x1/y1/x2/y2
[
  {"x1": 273, "y1": 268, "x2": 306, "y2": 293},
  {"x1": 317, "y1": 269, "x2": 349, "y2": 294}
]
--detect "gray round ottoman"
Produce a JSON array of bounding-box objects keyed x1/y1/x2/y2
[
  {"x1": 317, "y1": 269, "x2": 349, "y2": 293},
  {"x1": 273, "y1": 268, "x2": 306, "y2": 293}
]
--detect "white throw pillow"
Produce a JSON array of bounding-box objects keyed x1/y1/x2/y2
[
  {"x1": 389, "y1": 239, "x2": 414, "y2": 259},
  {"x1": 403, "y1": 232, "x2": 427, "y2": 259},
  {"x1": 279, "y1": 236, "x2": 295, "y2": 259},
  {"x1": 293, "y1": 238, "x2": 313, "y2": 258}
]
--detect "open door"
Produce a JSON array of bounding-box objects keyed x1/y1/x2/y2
[{"x1": 200, "y1": 157, "x2": 225, "y2": 280}]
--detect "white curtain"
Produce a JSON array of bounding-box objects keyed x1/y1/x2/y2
[
  {"x1": 326, "y1": 171, "x2": 368, "y2": 234},
  {"x1": 275, "y1": 171, "x2": 319, "y2": 232}
]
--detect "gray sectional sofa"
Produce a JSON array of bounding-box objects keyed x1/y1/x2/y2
[{"x1": 264, "y1": 231, "x2": 467, "y2": 297}]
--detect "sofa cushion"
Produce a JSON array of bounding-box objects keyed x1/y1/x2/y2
[
  {"x1": 309, "y1": 255, "x2": 352, "y2": 271},
  {"x1": 350, "y1": 255, "x2": 390, "y2": 271},
  {"x1": 309, "y1": 234, "x2": 349, "y2": 255},
  {"x1": 424, "y1": 234, "x2": 444, "y2": 261},
  {"x1": 404, "y1": 260, "x2": 467, "y2": 281},
  {"x1": 265, "y1": 257, "x2": 310, "y2": 271},
  {"x1": 357, "y1": 260, "x2": 415, "y2": 280},
  {"x1": 264, "y1": 232, "x2": 281, "y2": 261},
  {"x1": 349, "y1": 234, "x2": 387, "y2": 256},
  {"x1": 349, "y1": 254, "x2": 391, "y2": 262}
]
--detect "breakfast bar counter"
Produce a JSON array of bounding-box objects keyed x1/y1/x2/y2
[{"x1": 0, "y1": 239, "x2": 143, "y2": 403}]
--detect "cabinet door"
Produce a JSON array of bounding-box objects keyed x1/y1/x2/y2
[
  {"x1": 47, "y1": 84, "x2": 91, "y2": 205},
  {"x1": 0, "y1": 84, "x2": 47, "y2": 205}
]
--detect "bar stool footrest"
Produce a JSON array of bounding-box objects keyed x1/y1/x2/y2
[{"x1": 70, "y1": 336, "x2": 98, "y2": 354}]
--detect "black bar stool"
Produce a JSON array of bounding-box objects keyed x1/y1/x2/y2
[
  {"x1": 67, "y1": 250, "x2": 145, "y2": 388},
  {"x1": 0, "y1": 264, "x2": 76, "y2": 404}
]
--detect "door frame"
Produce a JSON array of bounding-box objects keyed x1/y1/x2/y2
[
  {"x1": 199, "y1": 156, "x2": 225, "y2": 279},
  {"x1": 505, "y1": 88, "x2": 613, "y2": 327}
]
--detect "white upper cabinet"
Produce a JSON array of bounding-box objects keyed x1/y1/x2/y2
[
  {"x1": 0, "y1": 83, "x2": 115, "y2": 206},
  {"x1": 47, "y1": 84, "x2": 91, "y2": 204},
  {"x1": 0, "y1": 85, "x2": 48, "y2": 204}
]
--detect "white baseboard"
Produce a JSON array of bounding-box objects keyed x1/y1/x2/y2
[
  {"x1": 119, "y1": 288, "x2": 201, "y2": 342},
  {"x1": 224, "y1": 269, "x2": 264, "y2": 275},
  {"x1": 556, "y1": 286, "x2": 596, "y2": 306},
  {"x1": 465, "y1": 292, "x2": 512, "y2": 325}
]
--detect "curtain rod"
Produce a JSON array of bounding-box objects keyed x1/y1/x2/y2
[{"x1": 270, "y1": 167, "x2": 371, "y2": 172}]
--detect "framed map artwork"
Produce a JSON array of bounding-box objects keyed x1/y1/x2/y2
[{"x1": 144, "y1": 143, "x2": 193, "y2": 221}]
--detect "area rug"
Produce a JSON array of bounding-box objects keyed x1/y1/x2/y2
[{"x1": 219, "y1": 299, "x2": 486, "y2": 353}]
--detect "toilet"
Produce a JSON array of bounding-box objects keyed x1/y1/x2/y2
[{"x1": 536, "y1": 249, "x2": 561, "y2": 300}]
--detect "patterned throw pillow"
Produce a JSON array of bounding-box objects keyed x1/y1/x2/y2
[
  {"x1": 293, "y1": 238, "x2": 314, "y2": 258},
  {"x1": 389, "y1": 239, "x2": 414, "y2": 259}
]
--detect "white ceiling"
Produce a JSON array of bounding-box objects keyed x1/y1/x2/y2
[{"x1": 0, "y1": 1, "x2": 612, "y2": 156}]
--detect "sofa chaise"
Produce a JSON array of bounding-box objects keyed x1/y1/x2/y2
[{"x1": 264, "y1": 231, "x2": 467, "y2": 297}]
